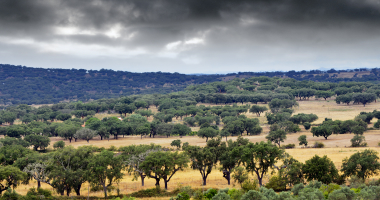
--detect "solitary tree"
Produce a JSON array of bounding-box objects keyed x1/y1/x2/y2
[
  {"x1": 74, "y1": 128, "x2": 98, "y2": 143},
  {"x1": 302, "y1": 155, "x2": 339, "y2": 184},
  {"x1": 24, "y1": 135, "x2": 50, "y2": 151},
  {"x1": 185, "y1": 145, "x2": 217, "y2": 185},
  {"x1": 141, "y1": 151, "x2": 189, "y2": 189},
  {"x1": 170, "y1": 139, "x2": 182, "y2": 149},
  {"x1": 249, "y1": 105, "x2": 268, "y2": 116},
  {"x1": 298, "y1": 135, "x2": 308, "y2": 147},
  {"x1": 341, "y1": 149, "x2": 380, "y2": 179},
  {"x1": 266, "y1": 130, "x2": 287, "y2": 147},
  {"x1": 87, "y1": 150, "x2": 124, "y2": 199},
  {"x1": 197, "y1": 127, "x2": 219, "y2": 142},
  {"x1": 242, "y1": 141, "x2": 283, "y2": 186},
  {"x1": 311, "y1": 125, "x2": 332, "y2": 140}
]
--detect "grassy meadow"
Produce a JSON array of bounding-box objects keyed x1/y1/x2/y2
[{"x1": 16, "y1": 98, "x2": 380, "y2": 199}]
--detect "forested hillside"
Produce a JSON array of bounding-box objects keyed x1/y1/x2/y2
[{"x1": 1, "y1": 64, "x2": 380, "y2": 105}]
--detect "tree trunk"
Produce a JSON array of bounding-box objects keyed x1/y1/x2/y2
[
  {"x1": 103, "y1": 184, "x2": 108, "y2": 199},
  {"x1": 155, "y1": 179, "x2": 160, "y2": 186},
  {"x1": 203, "y1": 177, "x2": 207, "y2": 186},
  {"x1": 69, "y1": 138, "x2": 72, "y2": 143},
  {"x1": 100, "y1": 136, "x2": 103, "y2": 140},
  {"x1": 141, "y1": 175, "x2": 146, "y2": 186},
  {"x1": 223, "y1": 171, "x2": 231, "y2": 185},
  {"x1": 258, "y1": 177, "x2": 263, "y2": 186},
  {"x1": 164, "y1": 180, "x2": 168, "y2": 190},
  {"x1": 37, "y1": 181, "x2": 41, "y2": 189},
  {"x1": 75, "y1": 185, "x2": 81, "y2": 196},
  {"x1": 66, "y1": 187, "x2": 70, "y2": 196}
]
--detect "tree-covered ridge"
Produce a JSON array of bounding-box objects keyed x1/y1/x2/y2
[
  {"x1": 0, "y1": 64, "x2": 226, "y2": 105},
  {"x1": 1, "y1": 64, "x2": 380, "y2": 105}
]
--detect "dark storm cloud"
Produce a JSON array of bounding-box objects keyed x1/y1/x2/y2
[{"x1": 1, "y1": 0, "x2": 380, "y2": 73}]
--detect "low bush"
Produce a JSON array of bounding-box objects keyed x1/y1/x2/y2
[
  {"x1": 282, "y1": 143, "x2": 295, "y2": 149},
  {"x1": 265, "y1": 175, "x2": 286, "y2": 191},
  {"x1": 241, "y1": 179, "x2": 259, "y2": 192},
  {"x1": 313, "y1": 141, "x2": 325, "y2": 148},
  {"x1": 129, "y1": 187, "x2": 178, "y2": 198},
  {"x1": 203, "y1": 188, "x2": 218, "y2": 199}
]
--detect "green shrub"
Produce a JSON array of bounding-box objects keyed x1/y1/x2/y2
[
  {"x1": 298, "y1": 187, "x2": 324, "y2": 200},
  {"x1": 259, "y1": 187, "x2": 279, "y2": 199},
  {"x1": 291, "y1": 183, "x2": 305, "y2": 195},
  {"x1": 211, "y1": 192, "x2": 231, "y2": 200},
  {"x1": 0, "y1": 189, "x2": 21, "y2": 200},
  {"x1": 241, "y1": 179, "x2": 259, "y2": 192},
  {"x1": 328, "y1": 187, "x2": 355, "y2": 200},
  {"x1": 240, "y1": 190, "x2": 265, "y2": 200},
  {"x1": 53, "y1": 141, "x2": 65, "y2": 149},
  {"x1": 350, "y1": 135, "x2": 367, "y2": 147},
  {"x1": 179, "y1": 185, "x2": 193, "y2": 197},
  {"x1": 282, "y1": 143, "x2": 295, "y2": 149},
  {"x1": 319, "y1": 183, "x2": 341, "y2": 199},
  {"x1": 313, "y1": 141, "x2": 325, "y2": 148},
  {"x1": 348, "y1": 175, "x2": 366, "y2": 189},
  {"x1": 374, "y1": 119, "x2": 380, "y2": 128},
  {"x1": 227, "y1": 189, "x2": 243, "y2": 200},
  {"x1": 129, "y1": 187, "x2": 175, "y2": 198},
  {"x1": 368, "y1": 178, "x2": 380, "y2": 186},
  {"x1": 170, "y1": 191, "x2": 190, "y2": 200},
  {"x1": 108, "y1": 145, "x2": 118, "y2": 151},
  {"x1": 193, "y1": 189, "x2": 204, "y2": 200},
  {"x1": 303, "y1": 122, "x2": 311, "y2": 130},
  {"x1": 265, "y1": 175, "x2": 286, "y2": 191},
  {"x1": 204, "y1": 188, "x2": 218, "y2": 199},
  {"x1": 25, "y1": 187, "x2": 54, "y2": 200}
]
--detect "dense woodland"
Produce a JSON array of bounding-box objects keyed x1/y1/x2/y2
[
  {"x1": 1, "y1": 71, "x2": 380, "y2": 199},
  {"x1": 1, "y1": 64, "x2": 380, "y2": 105}
]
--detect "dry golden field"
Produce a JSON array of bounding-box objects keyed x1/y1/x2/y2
[{"x1": 15, "y1": 99, "x2": 380, "y2": 199}]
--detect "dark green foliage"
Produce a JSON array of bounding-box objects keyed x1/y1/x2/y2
[
  {"x1": 242, "y1": 141, "x2": 283, "y2": 186},
  {"x1": 197, "y1": 127, "x2": 219, "y2": 142},
  {"x1": 204, "y1": 188, "x2": 218, "y2": 199},
  {"x1": 311, "y1": 124, "x2": 332, "y2": 140},
  {"x1": 302, "y1": 155, "x2": 339, "y2": 184},
  {"x1": 266, "y1": 129, "x2": 287, "y2": 147},
  {"x1": 283, "y1": 144, "x2": 295, "y2": 149},
  {"x1": 298, "y1": 135, "x2": 308, "y2": 147},
  {"x1": 341, "y1": 149, "x2": 380, "y2": 179},
  {"x1": 23, "y1": 135, "x2": 50, "y2": 151},
  {"x1": 290, "y1": 113, "x2": 318, "y2": 124},
  {"x1": 353, "y1": 93, "x2": 377, "y2": 107},
  {"x1": 249, "y1": 105, "x2": 268, "y2": 117},
  {"x1": 170, "y1": 139, "x2": 182, "y2": 149},
  {"x1": 0, "y1": 137, "x2": 30, "y2": 148},
  {"x1": 53, "y1": 141, "x2": 65, "y2": 149},
  {"x1": 25, "y1": 187, "x2": 54, "y2": 200}
]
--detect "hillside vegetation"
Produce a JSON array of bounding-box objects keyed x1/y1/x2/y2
[{"x1": 1, "y1": 64, "x2": 380, "y2": 105}]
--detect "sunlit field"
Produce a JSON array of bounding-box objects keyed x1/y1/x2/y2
[{"x1": 13, "y1": 99, "x2": 380, "y2": 199}]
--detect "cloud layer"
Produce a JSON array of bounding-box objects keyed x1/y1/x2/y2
[{"x1": 1, "y1": 0, "x2": 380, "y2": 73}]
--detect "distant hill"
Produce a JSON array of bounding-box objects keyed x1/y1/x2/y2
[{"x1": 0, "y1": 64, "x2": 379, "y2": 105}]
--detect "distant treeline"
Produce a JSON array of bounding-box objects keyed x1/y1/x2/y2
[{"x1": 1, "y1": 64, "x2": 380, "y2": 105}]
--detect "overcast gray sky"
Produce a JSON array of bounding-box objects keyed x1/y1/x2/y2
[{"x1": 1, "y1": 0, "x2": 380, "y2": 74}]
